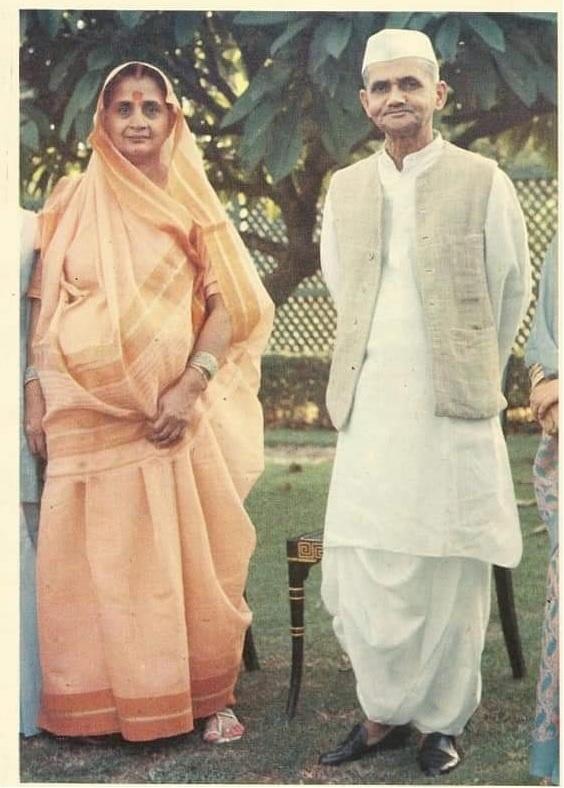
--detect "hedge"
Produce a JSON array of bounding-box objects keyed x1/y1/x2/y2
[{"x1": 259, "y1": 353, "x2": 533, "y2": 429}]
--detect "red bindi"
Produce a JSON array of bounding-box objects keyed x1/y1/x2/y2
[{"x1": 132, "y1": 90, "x2": 144, "y2": 102}]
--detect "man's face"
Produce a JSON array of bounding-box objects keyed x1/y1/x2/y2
[
  {"x1": 103, "y1": 75, "x2": 175, "y2": 166},
  {"x1": 359, "y1": 58, "x2": 447, "y2": 140}
]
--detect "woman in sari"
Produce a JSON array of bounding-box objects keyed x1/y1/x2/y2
[
  {"x1": 24, "y1": 61, "x2": 273, "y2": 743},
  {"x1": 525, "y1": 235, "x2": 558, "y2": 784}
]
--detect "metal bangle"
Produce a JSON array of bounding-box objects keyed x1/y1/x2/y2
[
  {"x1": 189, "y1": 350, "x2": 219, "y2": 380},
  {"x1": 188, "y1": 363, "x2": 209, "y2": 388},
  {"x1": 24, "y1": 366, "x2": 39, "y2": 385}
]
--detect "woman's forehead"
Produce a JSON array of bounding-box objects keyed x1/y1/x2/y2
[{"x1": 108, "y1": 75, "x2": 166, "y2": 103}]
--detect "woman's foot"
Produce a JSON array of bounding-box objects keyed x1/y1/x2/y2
[{"x1": 202, "y1": 708, "x2": 245, "y2": 744}]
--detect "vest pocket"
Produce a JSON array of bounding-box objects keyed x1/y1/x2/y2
[{"x1": 445, "y1": 324, "x2": 501, "y2": 417}]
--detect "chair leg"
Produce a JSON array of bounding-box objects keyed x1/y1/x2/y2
[
  {"x1": 286, "y1": 561, "x2": 311, "y2": 719},
  {"x1": 243, "y1": 625, "x2": 260, "y2": 671},
  {"x1": 493, "y1": 565, "x2": 526, "y2": 679}
]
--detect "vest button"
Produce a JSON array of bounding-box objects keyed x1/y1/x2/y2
[{"x1": 368, "y1": 252, "x2": 375, "y2": 260}]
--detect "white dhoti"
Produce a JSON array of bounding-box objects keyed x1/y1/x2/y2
[{"x1": 321, "y1": 547, "x2": 491, "y2": 735}]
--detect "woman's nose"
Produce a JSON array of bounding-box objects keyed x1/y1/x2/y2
[{"x1": 129, "y1": 106, "x2": 148, "y2": 126}]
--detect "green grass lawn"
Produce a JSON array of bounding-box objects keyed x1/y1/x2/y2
[{"x1": 20, "y1": 432, "x2": 549, "y2": 784}]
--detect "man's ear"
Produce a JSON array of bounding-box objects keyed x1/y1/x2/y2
[
  {"x1": 435, "y1": 81, "x2": 448, "y2": 111},
  {"x1": 359, "y1": 88, "x2": 370, "y2": 118}
]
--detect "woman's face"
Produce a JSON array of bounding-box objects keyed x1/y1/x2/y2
[{"x1": 103, "y1": 74, "x2": 174, "y2": 166}]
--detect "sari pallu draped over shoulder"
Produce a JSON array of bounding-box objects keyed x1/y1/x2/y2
[{"x1": 33, "y1": 62, "x2": 274, "y2": 741}]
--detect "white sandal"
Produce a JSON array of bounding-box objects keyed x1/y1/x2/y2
[{"x1": 202, "y1": 708, "x2": 245, "y2": 744}]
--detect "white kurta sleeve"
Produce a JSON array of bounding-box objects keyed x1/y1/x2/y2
[
  {"x1": 484, "y1": 168, "x2": 531, "y2": 373},
  {"x1": 320, "y1": 192, "x2": 341, "y2": 306}
]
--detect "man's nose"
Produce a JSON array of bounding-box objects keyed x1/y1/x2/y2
[{"x1": 387, "y1": 84, "x2": 406, "y2": 104}]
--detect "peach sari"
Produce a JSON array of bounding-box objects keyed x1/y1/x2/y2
[{"x1": 31, "y1": 63, "x2": 274, "y2": 741}]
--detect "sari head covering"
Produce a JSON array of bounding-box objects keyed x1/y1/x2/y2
[
  {"x1": 33, "y1": 61, "x2": 274, "y2": 477},
  {"x1": 33, "y1": 63, "x2": 273, "y2": 741}
]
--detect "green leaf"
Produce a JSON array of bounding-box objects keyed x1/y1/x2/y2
[
  {"x1": 310, "y1": 56, "x2": 341, "y2": 96},
  {"x1": 220, "y1": 64, "x2": 292, "y2": 128},
  {"x1": 385, "y1": 12, "x2": 413, "y2": 29},
  {"x1": 474, "y1": 55, "x2": 499, "y2": 111},
  {"x1": 21, "y1": 103, "x2": 51, "y2": 137},
  {"x1": 515, "y1": 12, "x2": 556, "y2": 22},
  {"x1": 320, "y1": 99, "x2": 370, "y2": 161},
  {"x1": 407, "y1": 13, "x2": 434, "y2": 31},
  {"x1": 325, "y1": 18, "x2": 353, "y2": 60},
  {"x1": 118, "y1": 11, "x2": 144, "y2": 29},
  {"x1": 352, "y1": 13, "x2": 376, "y2": 38},
  {"x1": 240, "y1": 129, "x2": 269, "y2": 172},
  {"x1": 174, "y1": 12, "x2": 201, "y2": 46},
  {"x1": 36, "y1": 10, "x2": 62, "y2": 38},
  {"x1": 239, "y1": 100, "x2": 279, "y2": 171},
  {"x1": 74, "y1": 107, "x2": 94, "y2": 142},
  {"x1": 21, "y1": 119, "x2": 39, "y2": 151},
  {"x1": 309, "y1": 17, "x2": 352, "y2": 72},
  {"x1": 309, "y1": 23, "x2": 331, "y2": 74},
  {"x1": 60, "y1": 70, "x2": 103, "y2": 141},
  {"x1": 493, "y1": 47, "x2": 537, "y2": 107},
  {"x1": 265, "y1": 107, "x2": 302, "y2": 182},
  {"x1": 242, "y1": 96, "x2": 279, "y2": 148},
  {"x1": 49, "y1": 50, "x2": 81, "y2": 91},
  {"x1": 270, "y1": 17, "x2": 313, "y2": 56},
  {"x1": 536, "y1": 62, "x2": 556, "y2": 104},
  {"x1": 87, "y1": 45, "x2": 114, "y2": 71},
  {"x1": 233, "y1": 12, "x2": 298, "y2": 27},
  {"x1": 466, "y1": 14, "x2": 505, "y2": 53},
  {"x1": 435, "y1": 16, "x2": 461, "y2": 63}
]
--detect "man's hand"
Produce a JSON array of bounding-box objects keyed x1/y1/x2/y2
[
  {"x1": 146, "y1": 369, "x2": 206, "y2": 448},
  {"x1": 530, "y1": 378, "x2": 559, "y2": 422},
  {"x1": 24, "y1": 379, "x2": 47, "y2": 460}
]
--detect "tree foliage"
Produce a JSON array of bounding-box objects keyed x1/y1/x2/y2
[{"x1": 20, "y1": 10, "x2": 557, "y2": 303}]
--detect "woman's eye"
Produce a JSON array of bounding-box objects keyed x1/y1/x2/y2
[
  {"x1": 117, "y1": 105, "x2": 130, "y2": 117},
  {"x1": 144, "y1": 104, "x2": 161, "y2": 117}
]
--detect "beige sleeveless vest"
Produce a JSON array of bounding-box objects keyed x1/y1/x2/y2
[{"x1": 326, "y1": 141, "x2": 504, "y2": 430}]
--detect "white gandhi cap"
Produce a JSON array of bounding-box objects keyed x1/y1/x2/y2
[{"x1": 362, "y1": 28, "x2": 438, "y2": 75}]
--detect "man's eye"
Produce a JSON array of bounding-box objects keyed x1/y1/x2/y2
[{"x1": 372, "y1": 84, "x2": 388, "y2": 93}]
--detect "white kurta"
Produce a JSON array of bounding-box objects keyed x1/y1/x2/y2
[{"x1": 321, "y1": 135, "x2": 530, "y2": 567}]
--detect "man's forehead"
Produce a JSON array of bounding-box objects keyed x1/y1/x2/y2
[{"x1": 364, "y1": 57, "x2": 431, "y2": 83}]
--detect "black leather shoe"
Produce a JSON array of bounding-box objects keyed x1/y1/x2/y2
[
  {"x1": 417, "y1": 732, "x2": 461, "y2": 776},
  {"x1": 319, "y1": 723, "x2": 411, "y2": 767}
]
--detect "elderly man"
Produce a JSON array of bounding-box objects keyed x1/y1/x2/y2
[{"x1": 318, "y1": 28, "x2": 530, "y2": 776}]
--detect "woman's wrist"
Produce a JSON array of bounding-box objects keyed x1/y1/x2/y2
[{"x1": 181, "y1": 365, "x2": 208, "y2": 393}]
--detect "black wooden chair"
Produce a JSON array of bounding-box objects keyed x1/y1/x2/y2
[{"x1": 242, "y1": 589, "x2": 260, "y2": 671}]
